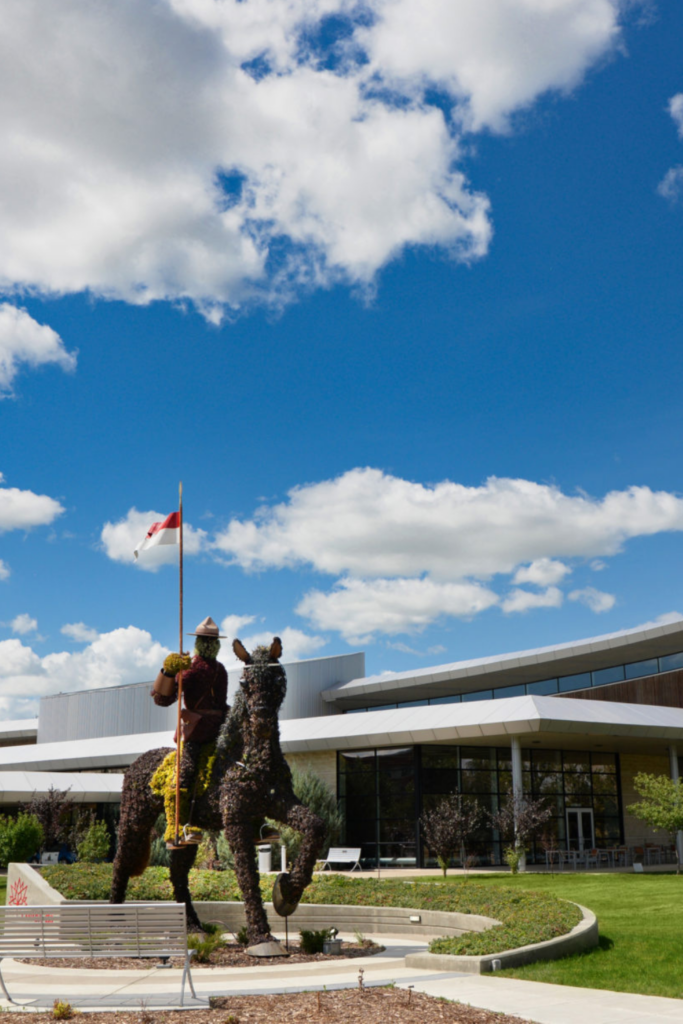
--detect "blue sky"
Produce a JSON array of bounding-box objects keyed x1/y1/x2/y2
[{"x1": 2, "y1": 1, "x2": 683, "y2": 717}]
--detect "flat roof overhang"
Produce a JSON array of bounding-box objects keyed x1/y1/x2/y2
[
  {"x1": 0, "y1": 770, "x2": 123, "y2": 803},
  {"x1": 0, "y1": 696, "x2": 681, "y2": 771},
  {"x1": 322, "y1": 619, "x2": 683, "y2": 708},
  {"x1": 279, "y1": 695, "x2": 683, "y2": 758}
]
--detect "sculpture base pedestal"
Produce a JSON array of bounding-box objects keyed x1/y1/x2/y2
[{"x1": 246, "y1": 940, "x2": 289, "y2": 957}]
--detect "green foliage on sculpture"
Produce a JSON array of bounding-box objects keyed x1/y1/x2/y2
[
  {"x1": 195, "y1": 636, "x2": 220, "y2": 661},
  {"x1": 628, "y1": 773, "x2": 683, "y2": 874},
  {"x1": 0, "y1": 812, "x2": 44, "y2": 867},
  {"x1": 77, "y1": 820, "x2": 111, "y2": 863}
]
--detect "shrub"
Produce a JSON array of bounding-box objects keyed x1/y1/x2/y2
[
  {"x1": 299, "y1": 928, "x2": 332, "y2": 954},
  {"x1": 0, "y1": 812, "x2": 44, "y2": 867},
  {"x1": 187, "y1": 930, "x2": 224, "y2": 963},
  {"x1": 236, "y1": 926, "x2": 249, "y2": 946},
  {"x1": 77, "y1": 820, "x2": 111, "y2": 863},
  {"x1": 52, "y1": 1000, "x2": 74, "y2": 1020}
]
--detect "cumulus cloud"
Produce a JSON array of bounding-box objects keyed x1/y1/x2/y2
[
  {"x1": 0, "y1": 0, "x2": 630, "y2": 314},
  {"x1": 0, "y1": 560, "x2": 10, "y2": 581},
  {"x1": 658, "y1": 93, "x2": 683, "y2": 202},
  {"x1": 501, "y1": 586, "x2": 564, "y2": 614},
  {"x1": 101, "y1": 507, "x2": 208, "y2": 571},
  {"x1": 568, "y1": 587, "x2": 616, "y2": 613},
  {"x1": 512, "y1": 558, "x2": 571, "y2": 587},
  {"x1": 221, "y1": 625, "x2": 326, "y2": 666},
  {"x1": 61, "y1": 622, "x2": 100, "y2": 644},
  {"x1": 10, "y1": 614, "x2": 38, "y2": 635},
  {"x1": 0, "y1": 626, "x2": 168, "y2": 717},
  {"x1": 0, "y1": 304, "x2": 76, "y2": 396},
  {"x1": 0, "y1": 473, "x2": 64, "y2": 533},
  {"x1": 219, "y1": 613, "x2": 257, "y2": 641},
  {"x1": 215, "y1": 469, "x2": 683, "y2": 580},
  {"x1": 211, "y1": 467, "x2": 683, "y2": 639},
  {"x1": 297, "y1": 577, "x2": 499, "y2": 643}
]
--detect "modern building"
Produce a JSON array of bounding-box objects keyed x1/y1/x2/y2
[{"x1": 1, "y1": 620, "x2": 683, "y2": 867}]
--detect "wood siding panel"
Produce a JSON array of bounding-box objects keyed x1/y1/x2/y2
[{"x1": 558, "y1": 669, "x2": 683, "y2": 708}]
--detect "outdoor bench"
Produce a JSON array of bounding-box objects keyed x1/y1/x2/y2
[
  {"x1": 319, "y1": 846, "x2": 362, "y2": 871},
  {"x1": 0, "y1": 903, "x2": 199, "y2": 1006}
]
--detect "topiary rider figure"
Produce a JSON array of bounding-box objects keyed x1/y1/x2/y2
[{"x1": 152, "y1": 616, "x2": 229, "y2": 843}]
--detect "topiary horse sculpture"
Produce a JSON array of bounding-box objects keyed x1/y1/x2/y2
[
  {"x1": 222, "y1": 637, "x2": 326, "y2": 948},
  {"x1": 110, "y1": 637, "x2": 326, "y2": 948}
]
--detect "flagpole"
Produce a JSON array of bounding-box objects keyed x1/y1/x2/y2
[{"x1": 175, "y1": 481, "x2": 184, "y2": 845}]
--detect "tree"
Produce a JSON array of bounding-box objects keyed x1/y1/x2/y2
[
  {"x1": 267, "y1": 767, "x2": 342, "y2": 865},
  {"x1": 77, "y1": 820, "x2": 111, "y2": 863},
  {"x1": 0, "y1": 813, "x2": 44, "y2": 867},
  {"x1": 489, "y1": 789, "x2": 553, "y2": 872},
  {"x1": 23, "y1": 786, "x2": 73, "y2": 849},
  {"x1": 628, "y1": 772, "x2": 683, "y2": 874},
  {"x1": 420, "y1": 793, "x2": 483, "y2": 877}
]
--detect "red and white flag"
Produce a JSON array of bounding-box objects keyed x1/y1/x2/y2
[{"x1": 134, "y1": 512, "x2": 180, "y2": 559}]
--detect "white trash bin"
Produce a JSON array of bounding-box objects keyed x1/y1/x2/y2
[{"x1": 258, "y1": 845, "x2": 272, "y2": 873}]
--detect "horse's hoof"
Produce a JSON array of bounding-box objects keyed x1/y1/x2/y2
[{"x1": 272, "y1": 872, "x2": 298, "y2": 917}]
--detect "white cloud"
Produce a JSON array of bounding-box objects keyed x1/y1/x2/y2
[
  {"x1": 631, "y1": 610, "x2": 683, "y2": 630},
  {"x1": 101, "y1": 507, "x2": 208, "y2": 571},
  {"x1": 10, "y1": 614, "x2": 37, "y2": 635},
  {"x1": 0, "y1": 0, "x2": 629, "y2": 314},
  {"x1": 219, "y1": 613, "x2": 257, "y2": 641},
  {"x1": 513, "y1": 558, "x2": 571, "y2": 587},
  {"x1": 658, "y1": 166, "x2": 683, "y2": 203},
  {"x1": 0, "y1": 304, "x2": 76, "y2": 396},
  {"x1": 61, "y1": 622, "x2": 99, "y2": 644},
  {"x1": 658, "y1": 94, "x2": 683, "y2": 202},
  {"x1": 0, "y1": 472, "x2": 64, "y2": 533},
  {"x1": 221, "y1": 625, "x2": 326, "y2": 666},
  {"x1": 668, "y1": 93, "x2": 683, "y2": 137},
  {"x1": 215, "y1": 468, "x2": 683, "y2": 580},
  {"x1": 590, "y1": 559, "x2": 607, "y2": 571},
  {"x1": 0, "y1": 626, "x2": 168, "y2": 717},
  {"x1": 501, "y1": 586, "x2": 564, "y2": 614},
  {"x1": 0, "y1": 560, "x2": 10, "y2": 581},
  {"x1": 568, "y1": 586, "x2": 616, "y2": 613},
  {"x1": 297, "y1": 577, "x2": 499, "y2": 642}
]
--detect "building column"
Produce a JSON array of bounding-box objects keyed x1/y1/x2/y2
[
  {"x1": 669, "y1": 745, "x2": 683, "y2": 866},
  {"x1": 511, "y1": 736, "x2": 526, "y2": 872}
]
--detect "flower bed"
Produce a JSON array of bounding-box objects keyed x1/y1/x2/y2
[{"x1": 41, "y1": 866, "x2": 581, "y2": 957}]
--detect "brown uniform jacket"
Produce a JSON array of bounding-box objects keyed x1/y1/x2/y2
[{"x1": 153, "y1": 655, "x2": 228, "y2": 744}]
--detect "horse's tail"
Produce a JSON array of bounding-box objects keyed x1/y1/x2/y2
[{"x1": 128, "y1": 835, "x2": 152, "y2": 877}]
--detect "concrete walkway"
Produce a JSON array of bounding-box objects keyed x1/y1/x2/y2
[{"x1": 1, "y1": 934, "x2": 682, "y2": 1022}]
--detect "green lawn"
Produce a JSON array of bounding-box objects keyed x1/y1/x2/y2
[
  {"x1": 0, "y1": 877, "x2": 5, "y2": 904},
  {"x1": 422, "y1": 872, "x2": 683, "y2": 999}
]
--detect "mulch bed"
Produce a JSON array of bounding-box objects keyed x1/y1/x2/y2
[
  {"x1": 17, "y1": 940, "x2": 383, "y2": 970},
  {"x1": 0, "y1": 988, "x2": 532, "y2": 1023}
]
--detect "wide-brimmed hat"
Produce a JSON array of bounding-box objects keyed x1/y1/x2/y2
[{"x1": 187, "y1": 616, "x2": 227, "y2": 638}]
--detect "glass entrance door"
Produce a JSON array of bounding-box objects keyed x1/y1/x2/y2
[{"x1": 566, "y1": 807, "x2": 594, "y2": 851}]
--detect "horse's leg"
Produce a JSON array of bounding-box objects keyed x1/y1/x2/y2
[
  {"x1": 110, "y1": 751, "x2": 167, "y2": 904},
  {"x1": 169, "y1": 843, "x2": 202, "y2": 930},
  {"x1": 278, "y1": 799, "x2": 326, "y2": 904},
  {"x1": 225, "y1": 820, "x2": 272, "y2": 945}
]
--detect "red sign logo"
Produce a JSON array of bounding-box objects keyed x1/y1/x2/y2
[{"x1": 8, "y1": 878, "x2": 29, "y2": 906}]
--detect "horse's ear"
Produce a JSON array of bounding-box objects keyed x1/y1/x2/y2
[
  {"x1": 233, "y1": 639, "x2": 252, "y2": 664},
  {"x1": 270, "y1": 637, "x2": 283, "y2": 661}
]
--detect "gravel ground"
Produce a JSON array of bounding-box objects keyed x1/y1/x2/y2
[
  {"x1": 0, "y1": 988, "x2": 532, "y2": 1023},
  {"x1": 17, "y1": 940, "x2": 383, "y2": 970}
]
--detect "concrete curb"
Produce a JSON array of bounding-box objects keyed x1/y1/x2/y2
[{"x1": 404, "y1": 902, "x2": 598, "y2": 973}]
